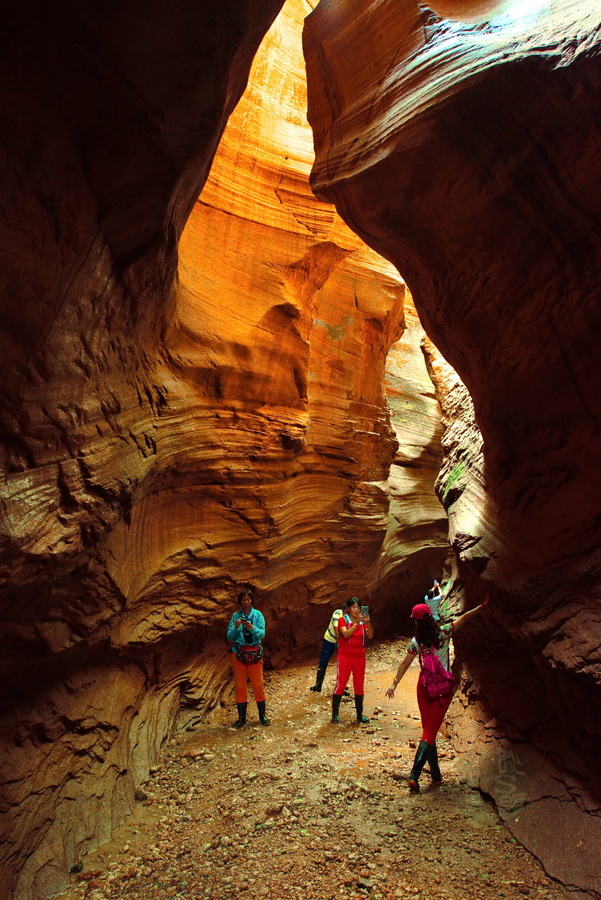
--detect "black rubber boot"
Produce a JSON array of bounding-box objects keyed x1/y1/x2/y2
[
  {"x1": 428, "y1": 742, "x2": 442, "y2": 784},
  {"x1": 331, "y1": 693, "x2": 342, "y2": 723},
  {"x1": 408, "y1": 740, "x2": 432, "y2": 791},
  {"x1": 257, "y1": 700, "x2": 270, "y2": 726},
  {"x1": 232, "y1": 702, "x2": 247, "y2": 728},
  {"x1": 310, "y1": 666, "x2": 327, "y2": 692},
  {"x1": 354, "y1": 694, "x2": 369, "y2": 724}
]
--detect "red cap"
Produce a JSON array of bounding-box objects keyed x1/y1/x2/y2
[{"x1": 411, "y1": 603, "x2": 432, "y2": 620}]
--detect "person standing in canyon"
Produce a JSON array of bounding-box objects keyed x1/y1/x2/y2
[
  {"x1": 424, "y1": 578, "x2": 442, "y2": 620},
  {"x1": 227, "y1": 589, "x2": 270, "y2": 728},
  {"x1": 331, "y1": 597, "x2": 374, "y2": 724},
  {"x1": 309, "y1": 604, "x2": 343, "y2": 692},
  {"x1": 385, "y1": 599, "x2": 486, "y2": 791}
]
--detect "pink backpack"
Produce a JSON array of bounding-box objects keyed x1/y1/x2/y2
[{"x1": 418, "y1": 647, "x2": 454, "y2": 703}]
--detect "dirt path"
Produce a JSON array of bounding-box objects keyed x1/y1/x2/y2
[{"x1": 59, "y1": 643, "x2": 566, "y2": 900}]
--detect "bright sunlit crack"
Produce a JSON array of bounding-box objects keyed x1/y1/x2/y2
[{"x1": 489, "y1": 0, "x2": 549, "y2": 26}]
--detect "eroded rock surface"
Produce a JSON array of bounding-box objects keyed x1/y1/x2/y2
[
  {"x1": 373, "y1": 316, "x2": 449, "y2": 634},
  {"x1": 0, "y1": 1, "x2": 447, "y2": 897},
  {"x1": 304, "y1": 0, "x2": 601, "y2": 893},
  {"x1": 1, "y1": 1, "x2": 286, "y2": 896}
]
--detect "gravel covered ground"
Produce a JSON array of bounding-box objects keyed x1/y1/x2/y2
[{"x1": 57, "y1": 642, "x2": 567, "y2": 900}]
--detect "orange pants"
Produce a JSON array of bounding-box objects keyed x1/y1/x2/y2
[{"x1": 233, "y1": 656, "x2": 266, "y2": 703}]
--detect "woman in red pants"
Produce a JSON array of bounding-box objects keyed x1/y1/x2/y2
[
  {"x1": 331, "y1": 597, "x2": 374, "y2": 724},
  {"x1": 386, "y1": 599, "x2": 486, "y2": 791}
]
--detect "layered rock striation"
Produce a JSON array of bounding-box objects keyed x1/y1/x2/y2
[
  {"x1": 0, "y1": 1, "x2": 448, "y2": 897},
  {"x1": 0, "y1": 1, "x2": 285, "y2": 896},
  {"x1": 373, "y1": 316, "x2": 449, "y2": 634},
  {"x1": 305, "y1": 0, "x2": 601, "y2": 893}
]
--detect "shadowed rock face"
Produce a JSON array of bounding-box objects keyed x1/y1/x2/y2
[
  {"x1": 0, "y1": 1, "x2": 287, "y2": 896},
  {"x1": 305, "y1": 0, "x2": 601, "y2": 892},
  {"x1": 0, "y1": 1, "x2": 448, "y2": 896}
]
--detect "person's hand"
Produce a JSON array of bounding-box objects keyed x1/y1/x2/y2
[
  {"x1": 385, "y1": 685, "x2": 396, "y2": 698},
  {"x1": 245, "y1": 621, "x2": 254, "y2": 629},
  {"x1": 235, "y1": 619, "x2": 243, "y2": 627}
]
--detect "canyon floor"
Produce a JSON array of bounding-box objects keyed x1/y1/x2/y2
[{"x1": 57, "y1": 642, "x2": 567, "y2": 900}]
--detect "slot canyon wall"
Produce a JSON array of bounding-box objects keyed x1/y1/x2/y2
[
  {"x1": 304, "y1": 0, "x2": 601, "y2": 895},
  {"x1": 0, "y1": 1, "x2": 448, "y2": 897}
]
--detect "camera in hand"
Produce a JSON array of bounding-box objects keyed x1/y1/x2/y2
[{"x1": 361, "y1": 605, "x2": 369, "y2": 617}]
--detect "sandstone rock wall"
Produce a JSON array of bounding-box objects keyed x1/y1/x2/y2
[
  {"x1": 154, "y1": 0, "x2": 447, "y2": 716},
  {"x1": 0, "y1": 2, "x2": 448, "y2": 897},
  {"x1": 426, "y1": 342, "x2": 601, "y2": 899},
  {"x1": 373, "y1": 317, "x2": 449, "y2": 635},
  {"x1": 304, "y1": 0, "x2": 601, "y2": 893},
  {"x1": 1, "y1": 2, "x2": 287, "y2": 896}
]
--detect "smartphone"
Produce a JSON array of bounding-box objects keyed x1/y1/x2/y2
[{"x1": 360, "y1": 605, "x2": 369, "y2": 617}]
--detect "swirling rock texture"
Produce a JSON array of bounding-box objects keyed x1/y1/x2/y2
[
  {"x1": 0, "y1": 1, "x2": 285, "y2": 897},
  {"x1": 0, "y1": 1, "x2": 448, "y2": 897},
  {"x1": 373, "y1": 315, "x2": 449, "y2": 634},
  {"x1": 304, "y1": 0, "x2": 601, "y2": 895},
  {"x1": 151, "y1": 0, "x2": 447, "y2": 678}
]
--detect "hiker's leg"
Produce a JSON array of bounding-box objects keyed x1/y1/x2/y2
[
  {"x1": 428, "y1": 743, "x2": 442, "y2": 783},
  {"x1": 310, "y1": 666, "x2": 327, "y2": 692},
  {"x1": 331, "y1": 692, "x2": 343, "y2": 723},
  {"x1": 351, "y1": 655, "x2": 365, "y2": 696},
  {"x1": 319, "y1": 639, "x2": 337, "y2": 670},
  {"x1": 351, "y1": 657, "x2": 368, "y2": 722},
  {"x1": 417, "y1": 685, "x2": 452, "y2": 744},
  {"x1": 247, "y1": 660, "x2": 265, "y2": 703},
  {"x1": 354, "y1": 693, "x2": 369, "y2": 724},
  {"x1": 233, "y1": 656, "x2": 249, "y2": 703},
  {"x1": 408, "y1": 741, "x2": 432, "y2": 791},
  {"x1": 232, "y1": 703, "x2": 247, "y2": 728},
  {"x1": 257, "y1": 699, "x2": 270, "y2": 726},
  {"x1": 311, "y1": 640, "x2": 336, "y2": 691},
  {"x1": 334, "y1": 655, "x2": 352, "y2": 696}
]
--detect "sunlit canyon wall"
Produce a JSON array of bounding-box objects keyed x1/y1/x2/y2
[
  {"x1": 0, "y1": 1, "x2": 448, "y2": 896},
  {"x1": 304, "y1": 0, "x2": 601, "y2": 895}
]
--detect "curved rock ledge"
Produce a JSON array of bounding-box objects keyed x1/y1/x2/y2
[
  {"x1": 0, "y1": 2, "x2": 448, "y2": 896},
  {"x1": 304, "y1": 0, "x2": 601, "y2": 894}
]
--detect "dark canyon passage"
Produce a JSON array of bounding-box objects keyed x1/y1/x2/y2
[{"x1": 0, "y1": 0, "x2": 600, "y2": 898}]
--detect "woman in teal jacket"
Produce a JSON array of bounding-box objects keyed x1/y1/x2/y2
[{"x1": 227, "y1": 589, "x2": 269, "y2": 728}]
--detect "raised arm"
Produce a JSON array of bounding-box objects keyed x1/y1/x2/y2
[
  {"x1": 453, "y1": 595, "x2": 488, "y2": 633},
  {"x1": 362, "y1": 614, "x2": 374, "y2": 640},
  {"x1": 385, "y1": 651, "x2": 415, "y2": 698}
]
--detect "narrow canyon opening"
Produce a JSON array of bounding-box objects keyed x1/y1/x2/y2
[{"x1": 1, "y1": 1, "x2": 600, "y2": 899}]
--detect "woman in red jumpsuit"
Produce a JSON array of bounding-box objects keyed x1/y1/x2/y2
[
  {"x1": 331, "y1": 597, "x2": 374, "y2": 724},
  {"x1": 386, "y1": 599, "x2": 486, "y2": 791}
]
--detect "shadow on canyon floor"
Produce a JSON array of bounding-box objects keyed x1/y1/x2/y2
[{"x1": 56, "y1": 643, "x2": 566, "y2": 900}]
